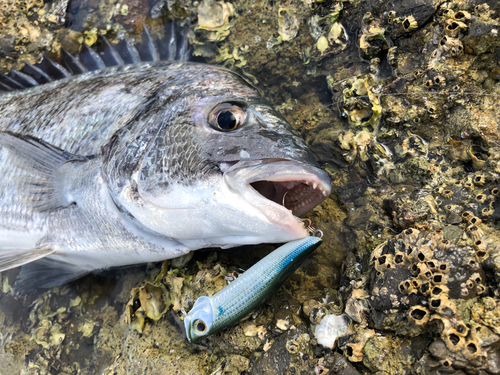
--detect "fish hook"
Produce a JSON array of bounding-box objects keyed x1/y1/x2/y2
[
  {"x1": 282, "y1": 190, "x2": 289, "y2": 207},
  {"x1": 300, "y1": 218, "x2": 324, "y2": 239}
]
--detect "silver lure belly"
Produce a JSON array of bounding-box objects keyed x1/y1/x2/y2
[{"x1": 184, "y1": 236, "x2": 323, "y2": 342}]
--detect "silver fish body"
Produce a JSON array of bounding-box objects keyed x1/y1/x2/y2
[
  {"x1": 184, "y1": 236, "x2": 323, "y2": 342},
  {"x1": 0, "y1": 59, "x2": 331, "y2": 291}
]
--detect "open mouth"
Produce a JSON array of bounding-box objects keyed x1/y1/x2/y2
[
  {"x1": 250, "y1": 180, "x2": 329, "y2": 217},
  {"x1": 224, "y1": 159, "x2": 331, "y2": 219}
]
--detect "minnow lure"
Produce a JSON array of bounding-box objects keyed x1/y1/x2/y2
[{"x1": 184, "y1": 232, "x2": 323, "y2": 342}]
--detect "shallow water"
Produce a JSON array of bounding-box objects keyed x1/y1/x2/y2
[{"x1": 0, "y1": 0, "x2": 499, "y2": 373}]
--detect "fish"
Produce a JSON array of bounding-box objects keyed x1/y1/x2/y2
[
  {"x1": 0, "y1": 24, "x2": 331, "y2": 292},
  {"x1": 184, "y1": 235, "x2": 323, "y2": 343}
]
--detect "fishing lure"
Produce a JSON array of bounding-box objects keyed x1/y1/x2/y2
[{"x1": 184, "y1": 230, "x2": 323, "y2": 343}]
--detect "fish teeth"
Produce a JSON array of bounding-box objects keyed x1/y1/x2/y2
[{"x1": 313, "y1": 183, "x2": 317, "y2": 189}]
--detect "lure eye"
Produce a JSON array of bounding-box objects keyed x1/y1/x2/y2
[
  {"x1": 195, "y1": 320, "x2": 207, "y2": 333},
  {"x1": 209, "y1": 103, "x2": 246, "y2": 132}
]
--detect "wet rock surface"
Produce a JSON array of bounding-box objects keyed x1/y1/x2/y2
[{"x1": 0, "y1": 0, "x2": 499, "y2": 373}]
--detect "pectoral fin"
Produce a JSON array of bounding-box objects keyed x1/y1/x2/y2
[
  {"x1": 0, "y1": 132, "x2": 87, "y2": 211},
  {"x1": 0, "y1": 245, "x2": 56, "y2": 273},
  {"x1": 14, "y1": 257, "x2": 90, "y2": 294}
]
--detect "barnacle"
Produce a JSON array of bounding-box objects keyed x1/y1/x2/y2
[
  {"x1": 405, "y1": 245, "x2": 418, "y2": 263},
  {"x1": 394, "y1": 251, "x2": 407, "y2": 266},
  {"x1": 476, "y1": 284, "x2": 487, "y2": 295},
  {"x1": 468, "y1": 216, "x2": 482, "y2": 225},
  {"x1": 438, "y1": 36, "x2": 464, "y2": 56},
  {"x1": 437, "y1": 239, "x2": 451, "y2": 250},
  {"x1": 408, "y1": 306, "x2": 429, "y2": 325},
  {"x1": 462, "y1": 211, "x2": 474, "y2": 222},
  {"x1": 441, "y1": 189, "x2": 453, "y2": 199},
  {"x1": 444, "y1": 19, "x2": 467, "y2": 37},
  {"x1": 443, "y1": 330, "x2": 466, "y2": 352},
  {"x1": 399, "y1": 280, "x2": 415, "y2": 295},
  {"x1": 473, "y1": 175, "x2": 486, "y2": 186},
  {"x1": 464, "y1": 181, "x2": 474, "y2": 190},
  {"x1": 402, "y1": 15, "x2": 418, "y2": 32},
  {"x1": 414, "y1": 69, "x2": 424, "y2": 79},
  {"x1": 416, "y1": 246, "x2": 433, "y2": 262},
  {"x1": 440, "y1": 358, "x2": 453, "y2": 368},
  {"x1": 433, "y1": 75, "x2": 446, "y2": 86},
  {"x1": 473, "y1": 239, "x2": 488, "y2": 252},
  {"x1": 467, "y1": 224, "x2": 484, "y2": 241},
  {"x1": 431, "y1": 285, "x2": 449, "y2": 297},
  {"x1": 454, "y1": 11, "x2": 471, "y2": 22},
  {"x1": 476, "y1": 251, "x2": 489, "y2": 263},
  {"x1": 431, "y1": 273, "x2": 447, "y2": 285},
  {"x1": 402, "y1": 228, "x2": 420, "y2": 243},
  {"x1": 481, "y1": 206, "x2": 495, "y2": 216},
  {"x1": 465, "y1": 339, "x2": 481, "y2": 360},
  {"x1": 375, "y1": 254, "x2": 394, "y2": 272}
]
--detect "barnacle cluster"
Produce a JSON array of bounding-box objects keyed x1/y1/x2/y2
[
  {"x1": 0, "y1": 0, "x2": 69, "y2": 71},
  {"x1": 339, "y1": 221, "x2": 500, "y2": 373}
]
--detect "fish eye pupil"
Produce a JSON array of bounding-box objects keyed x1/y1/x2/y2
[
  {"x1": 217, "y1": 110, "x2": 237, "y2": 130},
  {"x1": 196, "y1": 321, "x2": 206, "y2": 332}
]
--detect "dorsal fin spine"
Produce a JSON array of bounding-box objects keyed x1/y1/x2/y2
[{"x1": 0, "y1": 22, "x2": 192, "y2": 93}]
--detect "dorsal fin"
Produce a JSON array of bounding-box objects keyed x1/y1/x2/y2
[
  {"x1": 21, "y1": 62, "x2": 52, "y2": 84},
  {"x1": 0, "y1": 82, "x2": 12, "y2": 91},
  {"x1": 98, "y1": 36, "x2": 125, "y2": 67},
  {"x1": 9, "y1": 70, "x2": 38, "y2": 88},
  {"x1": 0, "y1": 23, "x2": 193, "y2": 93},
  {"x1": 115, "y1": 38, "x2": 142, "y2": 64},
  {"x1": 135, "y1": 26, "x2": 160, "y2": 62},
  {"x1": 44, "y1": 57, "x2": 71, "y2": 79},
  {"x1": 62, "y1": 48, "x2": 88, "y2": 75},
  {"x1": 0, "y1": 73, "x2": 25, "y2": 90},
  {"x1": 80, "y1": 43, "x2": 107, "y2": 71}
]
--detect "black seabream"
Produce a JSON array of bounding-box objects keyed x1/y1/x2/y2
[{"x1": 0, "y1": 25, "x2": 331, "y2": 291}]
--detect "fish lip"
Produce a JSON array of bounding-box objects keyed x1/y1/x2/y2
[{"x1": 223, "y1": 159, "x2": 331, "y2": 223}]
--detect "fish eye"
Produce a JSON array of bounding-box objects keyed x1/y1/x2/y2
[
  {"x1": 195, "y1": 320, "x2": 207, "y2": 333},
  {"x1": 209, "y1": 103, "x2": 246, "y2": 132}
]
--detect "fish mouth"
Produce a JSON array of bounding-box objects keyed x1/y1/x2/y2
[
  {"x1": 250, "y1": 179, "x2": 329, "y2": 217},
  {"x1": 224, "y1": 159, "x2": 331, "y2": 225}
]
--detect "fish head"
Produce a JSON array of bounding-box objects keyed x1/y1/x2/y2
[
  {"x1": 184, "y1": 296, "x2": 213, "y2": 343},
  {"x1": 104, "y1": 62, "x2": 331, "y2": 250}
]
